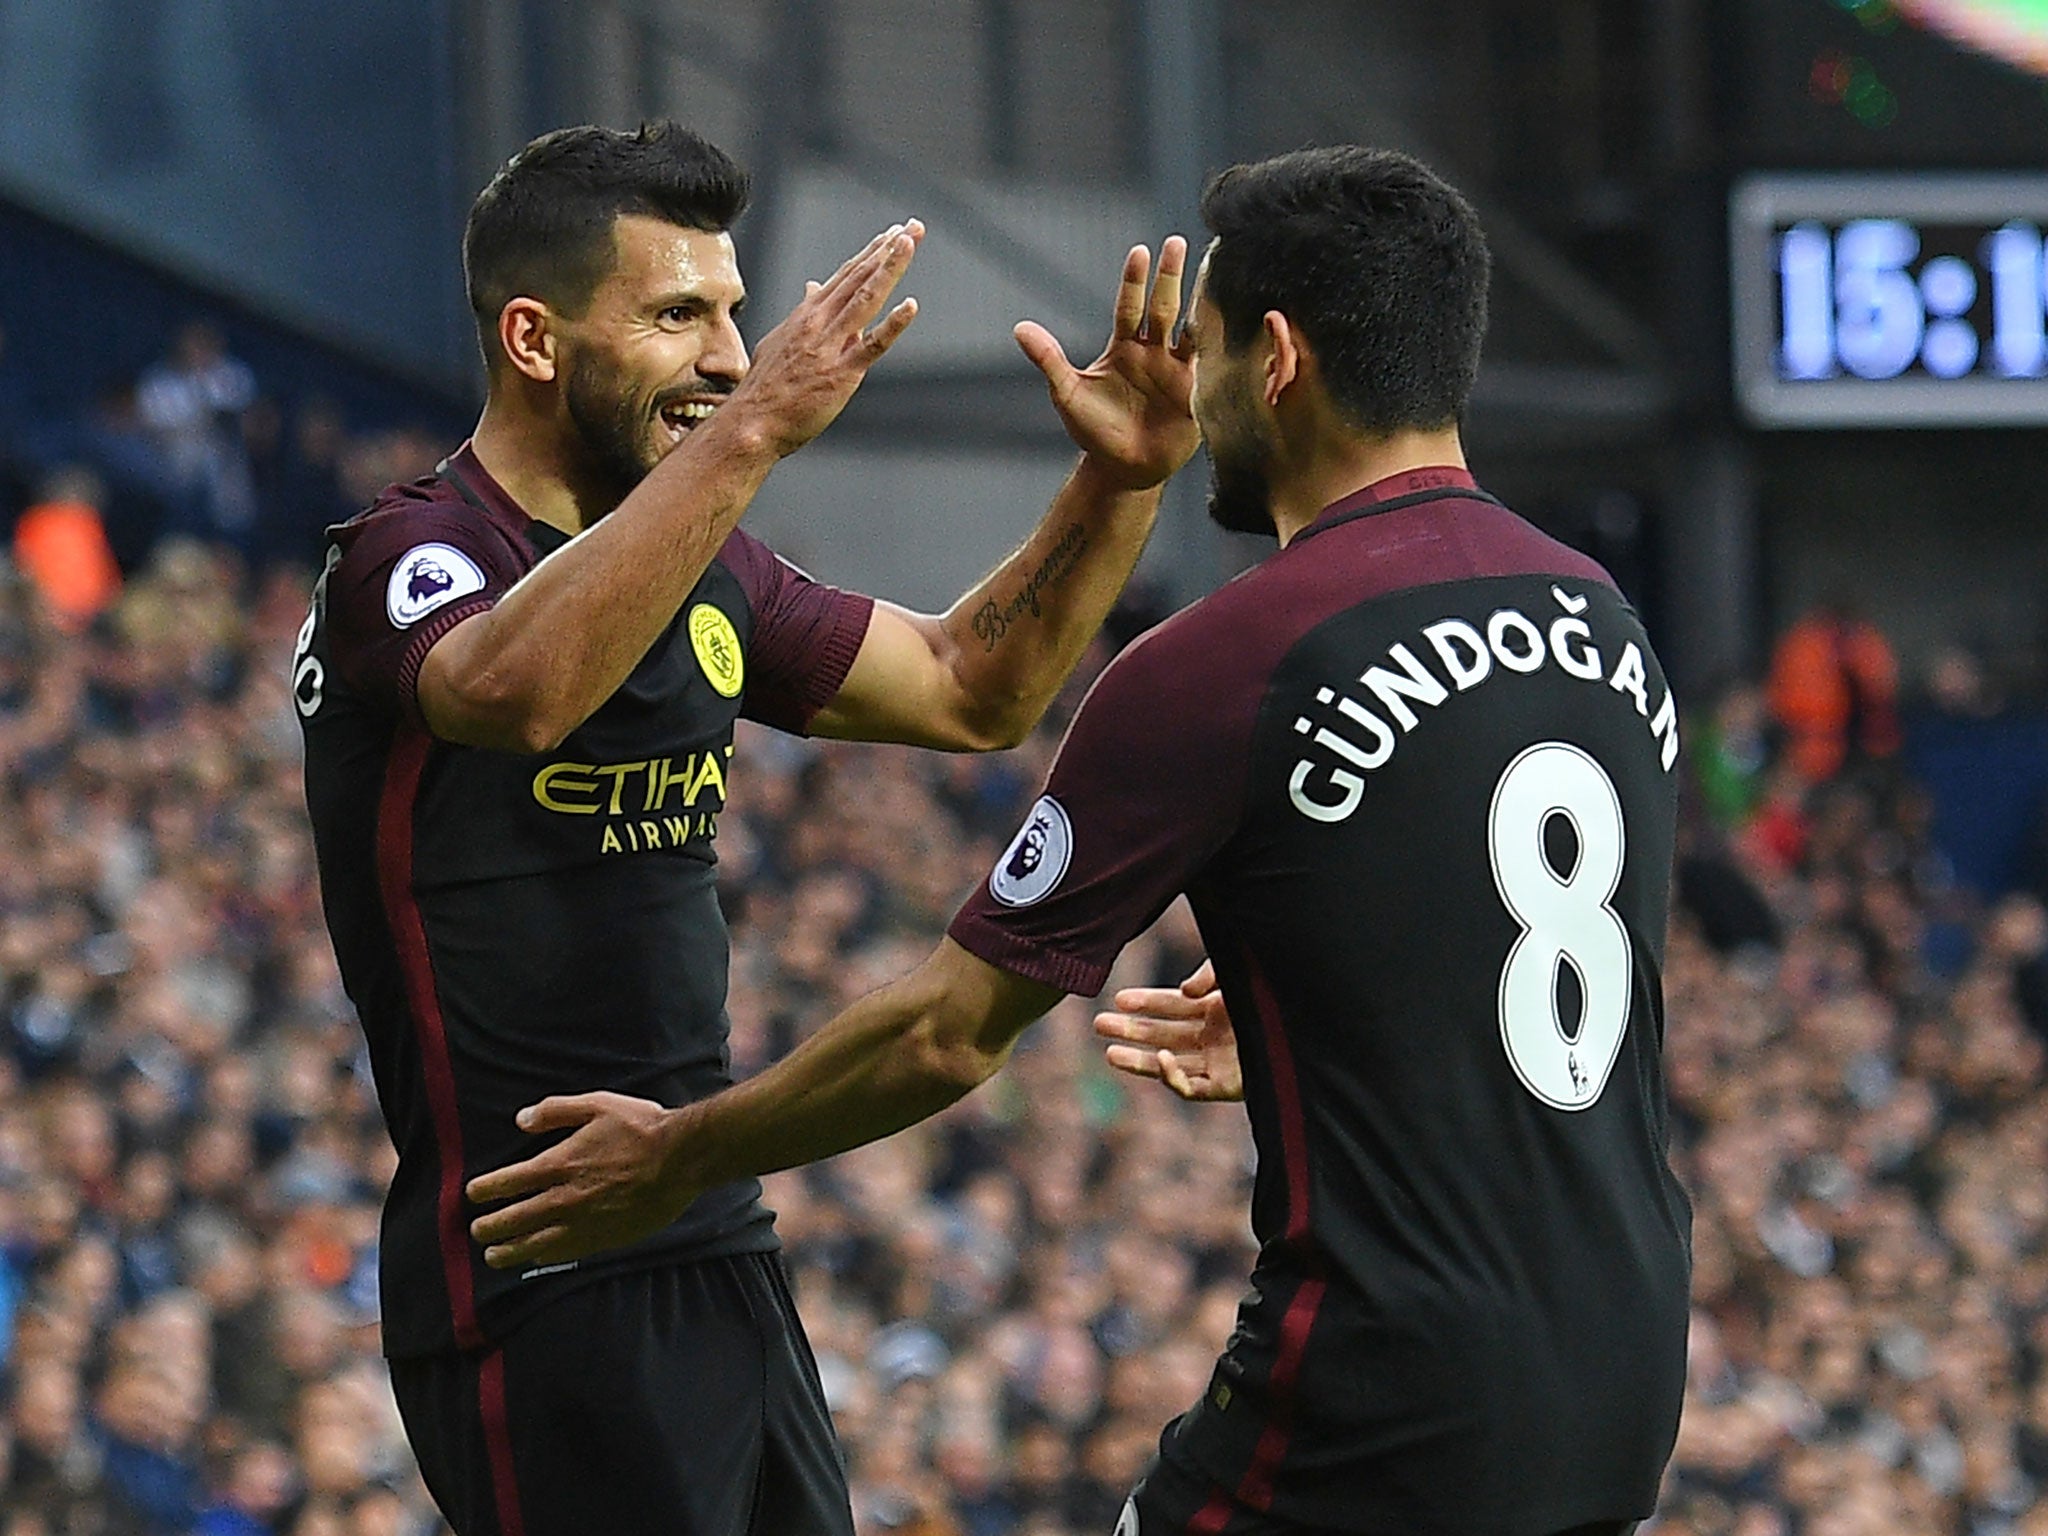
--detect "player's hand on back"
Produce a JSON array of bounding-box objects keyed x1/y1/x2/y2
[
  {"x1": 730, "y1": 220, "x2": 925, "y2": 459},
  {"x1": 1015, "y1": 236, "x2": 1200, "y2": 490},
  {"x1": 465, "y1": 1091, "x2": 698, "y2": 1270},
  {"x1": 1094, "y1": 958, "x2": 1243, "y2": 1102}
]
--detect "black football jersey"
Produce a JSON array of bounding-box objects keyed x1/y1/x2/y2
[
  {"x1": 297, "y1": 445, "x2": 872, "y2": 1356},
  {"x1": 952, "y1": 468, "x2": 1690, "y2": 1535}
]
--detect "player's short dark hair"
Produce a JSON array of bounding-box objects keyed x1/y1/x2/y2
[
  {"x1": 1198, "y1": 146, "x2": 1491, "y2": 433},
  {"x1": 463, "y1": 121, "x2": 750, "y2": 352}
]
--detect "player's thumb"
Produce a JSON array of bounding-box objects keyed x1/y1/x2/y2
[
  {"x1": 1014, "y1": 322, "x2": 1075, "y2": 392},
  {"x1": 515, "y1": 1096, "x2": 597, "y2": 1133},
  {"x1": 1160, "y1": 1051, "x2": 1197, "y2": 1100},
  {"x1": 1182, "y1": 959, "x2": 1218, "y2": 998}
]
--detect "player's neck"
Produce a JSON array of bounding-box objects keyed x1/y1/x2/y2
[
  {"x1": 1270, "y1": 426, "x2": 1469, "y2": 547},
  {"x1": 469, "y1": 400, "x2": 610, "y2": 537}
]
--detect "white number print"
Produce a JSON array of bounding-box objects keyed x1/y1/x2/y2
[
  {"x1": 290, "y1": 547, "x2": 340, "y2": 720},
  {"x1": 1488, "y1": 742, "x2": 1633, "y2": 1111}
]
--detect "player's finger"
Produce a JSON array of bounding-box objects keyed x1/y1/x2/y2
[
  {"x1": 1111, "y1": 983, "x2": 1209, "y2": 1019},
  {"x1": 824, "y1": 228, "x2": 919, "y2": 330},
  {"x1": 815, "y1": 224, "x2": 904, "y2": 300},
  {"x1": 1111, "y1": 245, "x2": 1151, "y2": 341},
  {"x1": 861, "y1": 296, "x2": 920, "y2": 360},
  {"x1": 803, "y1": 225, "x2": 904, "y2": 316},
  {"x1": 484, "y1": 1225, "x2": 575, "y2": 1270},
  {"x1": 806, "y1": 235, "x2": 888, "y2": 310},
  {"x1": 1103, "y1": 1042, "x2": 1167, "y2": 1080},
  {"x1": 513, "y1": 1095, "x2": 604, "y2": 1133},
  {"x1": 1144, "y1": 235, "x2": 1188, "y2": 341},
  {"x1": 464, "y1": 1151, "x2": 564, "y2": 1207},
  {"x1": 1014, "y1": 322, "x2": 1078, "y2": 396},
  {"x1": 1159, "y1": 1050, "x2": 1200, "y2": 1099},
  {"x1": 1095, "y1": 1010, "x2": 1208, "y2": 1051},
  {"x1": 1180, "y1": 959, "x2": 1218, "y2": 998},
  {"x1": 828, "y1": 222, "x2": 921, "y2": 309},
  {"x1": 469, "y1": 1187, "x2": 571, "y2": 1247}
]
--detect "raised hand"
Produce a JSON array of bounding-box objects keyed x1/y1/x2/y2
[
  {"x1": 729, "y1": 220, "x2": 925, "y2": 458},
  {"x1": 465, "y1": 1091, "x2": 698, "y2": 1270},
  {"x1": 1016, "y1": 236, "x2": 1199, "y2": 490},
  {"x1": 1093, "y1": 958, "x2": 1243, "y2": 1102}
]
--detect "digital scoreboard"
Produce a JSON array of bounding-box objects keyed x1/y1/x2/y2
[{"x1": 1731, "y1": 172, "x2": 2048, "y2": 426}]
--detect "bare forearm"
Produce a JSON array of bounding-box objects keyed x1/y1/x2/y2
[
  {"x1": 425, "y1": 220, "x2": 924, "y2": 752},
  {"x1": 466, "y1": 944, "x2": 1058, "y2": 1269},
  {"x1": 462, "y1": 993, "x2": 980, "y2": 1273},
  {"x1": 942, "y1": 456, "x2": 1162, "y2": 739},
  {"x1": 425, "y1": 411, "x2": 777, "y2": 751},
  {"x1": 803, "y1": 235, "x2": 1192, "y2": 754},
  {"x1": 669, "y1": 977, "x2": 1002, "y2": 1189},
  {"x1": 664, "y1": 943, "x2": 1063, "y2": 1189}
]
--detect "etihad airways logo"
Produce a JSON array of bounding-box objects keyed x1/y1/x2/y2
[{"x1": 531, "y1": 746, "x2": 734, "y2": 855}]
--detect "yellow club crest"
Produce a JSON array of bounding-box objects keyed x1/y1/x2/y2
[{"x1": 687, "y1": 604, "x2": 744, "y2": 697}]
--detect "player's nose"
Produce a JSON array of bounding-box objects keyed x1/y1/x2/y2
[{"x1": 700, "y1": 315, "x2": 749, "y2": 385}]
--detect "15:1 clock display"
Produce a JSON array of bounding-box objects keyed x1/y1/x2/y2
[{"x1": 1732, "y1": 172, "x2": 2048, "y2": 426}]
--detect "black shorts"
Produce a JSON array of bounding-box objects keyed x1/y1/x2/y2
[
  {"x1": 387, "y1": 1252, "x2": 852, "y2": 1536},
  {"x1": 1124, "y1": 1453, "x2": 1640, "y2": 1536}
]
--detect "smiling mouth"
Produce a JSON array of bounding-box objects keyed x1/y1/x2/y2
[{"x1": 658, "y1": 400, "x2": 721, "y2": 440}]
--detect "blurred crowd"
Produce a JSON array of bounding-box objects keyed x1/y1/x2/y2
[
  {"x1": 0, "y1": 529, "x2": 1235, "y2": 1536},
  {"x1": 0, "y1": 315, "x2": 444, "y2": 606},
  {"x1": 4, "y1": 466, "x2": 2048, "y2": 1534},
  {"x1": 1662, "y1": 609, "x2": 2048, "y2": 1536}
]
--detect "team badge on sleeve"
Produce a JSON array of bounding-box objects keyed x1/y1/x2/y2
[
  {"x1": 387, "y1": 544, "x2": 487, "y2": 628},
  {"x1": 991, "y1": 795, "x2": 1073, "y2": 906},
  {"x1": 688, "y1": 604, "x2": 745, "y2": 697}
]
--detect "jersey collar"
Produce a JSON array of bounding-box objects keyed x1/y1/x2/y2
[
  {"x1": 1291, "y1": 465, "x2": 1492, "y2": 546},
  {"x1": 439, "y1": 443, "x2": 569, "y2": 552}
]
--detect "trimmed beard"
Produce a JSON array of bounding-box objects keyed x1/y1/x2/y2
[
  {"x1": 1201, "y1": 363, "x2": 1280, "y2": 538},
  {"x1": 1204, "y1": 442, "x2": 1278, "y2": 539},
  {"x1": 563, "y1": 348, "x2": 663, "y2": 511}
]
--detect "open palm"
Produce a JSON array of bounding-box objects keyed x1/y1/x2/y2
[
  {"x1": 1016, "y1": 236, "x2": 1199, "y2": 490},
  {"x1": 1094, "y1": 958, "x2": 1243, "y2": 1103}
]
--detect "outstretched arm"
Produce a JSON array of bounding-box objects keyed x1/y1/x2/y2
[
  {"x1": 465, "y1": 940, "x2": 1061, "y2": 1269},
  {"x1": 806, "y1": 238, "x2": 1200, "y2": 752},
  {"x1": 420, "y1": 224, "x2": 923, "y2": 754}
]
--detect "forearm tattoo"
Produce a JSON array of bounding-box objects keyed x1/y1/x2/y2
[{"x1": 971, "y1": 524, "x2": 1090, "y2": 652}]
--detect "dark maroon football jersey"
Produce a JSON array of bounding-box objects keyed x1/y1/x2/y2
[
  {"x1": 951, "y1": 468, "x2": 1690, "y2": 1535},
  {"x1": 296, "y1": 444, "x2": 872, "y2": 1356}
]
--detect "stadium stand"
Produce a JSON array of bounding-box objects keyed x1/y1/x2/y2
[
  {"x1": 1, "y1": 480, "x2": 2048, "y2": 1532},
  {"x1": 0, "y1": 196, "x2": 468, "y2": 578},
  {"x1": 0, "y1": 249, "x2": 2042, "y2": 1536}
]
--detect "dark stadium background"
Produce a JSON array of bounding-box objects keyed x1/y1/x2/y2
[{"x1": 3, "y1": 3, "x2": 2048, "y2": 1533}]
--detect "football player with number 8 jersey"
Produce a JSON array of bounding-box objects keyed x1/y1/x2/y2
[{"x1": 468, "y1": 146, "x2": 1690, "y2": 1536}]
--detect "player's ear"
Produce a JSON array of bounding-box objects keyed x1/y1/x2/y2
[
  {"x1": 497, "y1": 297, "x2": 560, "y2": 384},
  {"x1": 1261, "y1": 310, "x2": 1302, "y2": 407}
]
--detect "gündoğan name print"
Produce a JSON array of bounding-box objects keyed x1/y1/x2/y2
[{"x1": 1287, "y1": 583, "x2": 1679, "y2": 825}]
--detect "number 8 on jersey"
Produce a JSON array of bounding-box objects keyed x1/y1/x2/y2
[{"x1": 1488, "y1": 741, "x2": 1632, "y2": 1110}]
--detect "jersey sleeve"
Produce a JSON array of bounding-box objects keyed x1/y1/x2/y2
[
  {"x1": 947, "y1": 623, "x2": 1253, "y2": 997},
  {"x1": 323, "y1": 505, "x2": 524, "y2": 725},
  {"x1": 724, "y1": 530, "x2": 875, "y2": 735}
]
